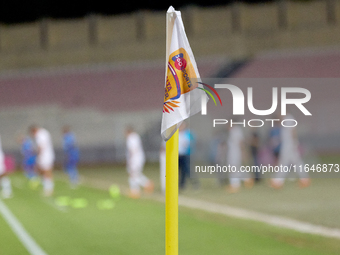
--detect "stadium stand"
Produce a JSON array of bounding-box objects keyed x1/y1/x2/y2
[{"x1": 0, "y1": 57, "x2": 227, "y2": 164}]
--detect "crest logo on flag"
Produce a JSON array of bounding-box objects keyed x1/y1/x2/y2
[{"x1": 163, "y1": 48, "x2": 198, "y2": 113}]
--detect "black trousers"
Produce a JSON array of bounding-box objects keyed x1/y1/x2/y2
[{"x1": 179, "y1": 155, "x2": 190, "y2": 189}]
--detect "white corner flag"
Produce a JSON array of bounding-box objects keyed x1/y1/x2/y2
[{"x1": 161, "y1": 6, "x2": 207, "y2": 141}]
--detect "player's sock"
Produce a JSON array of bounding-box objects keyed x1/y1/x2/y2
[
  {"x1": 228, "y1": 178, "x2": 241, "y2": 193},
  {"x1": 128, "y1": 176, "x2": 141, "y2": 197},
  {"x1": 229, "y1": 178, "x2": 241, "y2": 188},
  {"x1": 139, "y1": 173, "x2": 149, "y2": 187},
  {"x1": 270, "y1": 178, "x2": 284, "y2": 189},
  {"x1": 43, "y1": 178, "x2": 54, "y2": 196},
  {"x1": 69, "y1": 167, "x2": 79, "y2": 187},
  {"x1": 1, "y1": 176, "x2": 12, "y2": 198},
  {"x1": 129, "y1": 177, "x2": 140, "y2": 191}
]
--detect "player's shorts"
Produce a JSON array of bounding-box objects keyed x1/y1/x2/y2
[
  {"x1": 127, "y1": 158, "x2": 145, "y2": 174},
  {"x1": 37, "y1": 157, "x2": 54, "y2": 171},
  {"x1": 64, "y1": 154, "x2": 79, "y2": 169}
]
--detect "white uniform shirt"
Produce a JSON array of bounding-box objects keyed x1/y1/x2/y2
[
  {"x1": 36, "y1": 128, "x2": 55, "y2": 164},
  {"x1": 126, "y1": 132, "x2": 145, "y2": 165}
]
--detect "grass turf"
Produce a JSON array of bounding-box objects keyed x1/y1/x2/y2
[
  {"x1": 0, "y1": 209, "x2": 29, "y2": 255},
  {"x1": 78, "y1": 162, "x2": 340, "y2": 228},
  {"x1": 1, "y1": 172, "x2": 339, "y2": 254}
]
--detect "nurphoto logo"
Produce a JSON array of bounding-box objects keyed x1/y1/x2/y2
[{"x1": 199, "y1": 83, "x2": 312, "y2": 128}]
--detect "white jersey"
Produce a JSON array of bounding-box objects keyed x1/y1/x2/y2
[
  {"x1": 35, "y1": 128, "x2": 55, "y2": 168},
  {"x1": 227, "y1": 126, "x2": 243, "y2": 166},
  {"x1": 126, "y1": 132, "x2": 145, "y2": 165},
  {"x1": 0, "y1": 136, "x2": 5, "y2": 175}
]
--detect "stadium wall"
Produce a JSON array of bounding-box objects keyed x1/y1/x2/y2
[
  {"x1": 0, "y1": 105, "x2": 162, "y2": 165},
  {"x1": 0, "y1": 1, "x2": 340, "y2": 69},
  {"x1": 0, "y1": 57, "x2": 226, "y2": 165}
]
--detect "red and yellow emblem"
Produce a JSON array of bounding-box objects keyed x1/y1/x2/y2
[{"x1": 163, "y1": 48, "x2": 198, "y2": 113}]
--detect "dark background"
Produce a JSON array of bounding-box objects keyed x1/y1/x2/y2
[{"x1": 0, "y1": 0, "x2": 274, "y2": 24}]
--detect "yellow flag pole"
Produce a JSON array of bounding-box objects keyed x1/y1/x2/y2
[{"x1": 165, "y1": 128, "x2": 179, "y2": 255}]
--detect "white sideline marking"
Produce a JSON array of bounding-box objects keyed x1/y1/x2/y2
[
  {"x1": 79, "y1": 176, "x2": 340, "y2": 239},
  {"x1": 178, "y1": 196, "x2": 340, "y2": 239},
  {"x1": 0, "y1": 199, "x2": 48, "y2": 255}
]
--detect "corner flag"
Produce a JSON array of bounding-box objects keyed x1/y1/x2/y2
[
  {"x1": 162, "y1": 6, "x2": 207, "y2": 255},
  {"x1": 161, "y1": 6, "x2": 207, "y2": 141}
]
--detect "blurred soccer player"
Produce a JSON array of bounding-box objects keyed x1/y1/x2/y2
[
  {"x1": 30, "y1": 125, "x2": 55, "y2": 197},
  {"x1": 178, "y1": 123, "x2": 190, "y2": 190},
  {"x1": 18, "y1": 134, "x2": 37, "y2": 180},
  {"x1": 269, "y1": 117, "x2": 281, "y2": 166},
  {"x1": 249, "y1": 130, "x2": 260, "y2": 182},
  {"x1": 227, "y1": 124, "x2": 253, "y2": 193},
  {"x1": 62, "y1": 126, "x2": 80, "y2": 188},
  {"x1": 270, "y1": 114, "x2": 310, "y2": 189},
  {"x1": 0, "y1": 135, "x2": 13, "y2": 198},
  {"x1": 178, "y1": 122, "x2": 199, "y2": 189},
  {"x1": 125, "y1": 126, "x2": 153, "y2": 198},
  {"x1": 215, "y1": 139, "x2": 228, "y2": 186}
]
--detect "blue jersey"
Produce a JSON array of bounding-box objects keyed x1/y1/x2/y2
[
  {"x1": 21, "y1": 137, "x2": 36, "y2": 166},
  {"x1": 63, "y1": 132, "x2": 79, "y2": 162},
  {"x1": 188, "y1": 130, "x2": 196, "y2": 155},
  {"x1": 179, "y1": 129, "x2": 196, "y2": 156}
]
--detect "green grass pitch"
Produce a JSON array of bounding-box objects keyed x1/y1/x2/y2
[{"x1": 1, "y1": 161, "x2": 340, "y2": 254}]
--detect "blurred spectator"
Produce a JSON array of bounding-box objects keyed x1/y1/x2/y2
[
  {"x1": 125, "y1": 126, "x2": 154, "y2": 198},
  {"x1": 62, "y1": 126, "x2": 80, "y2": 189}
]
